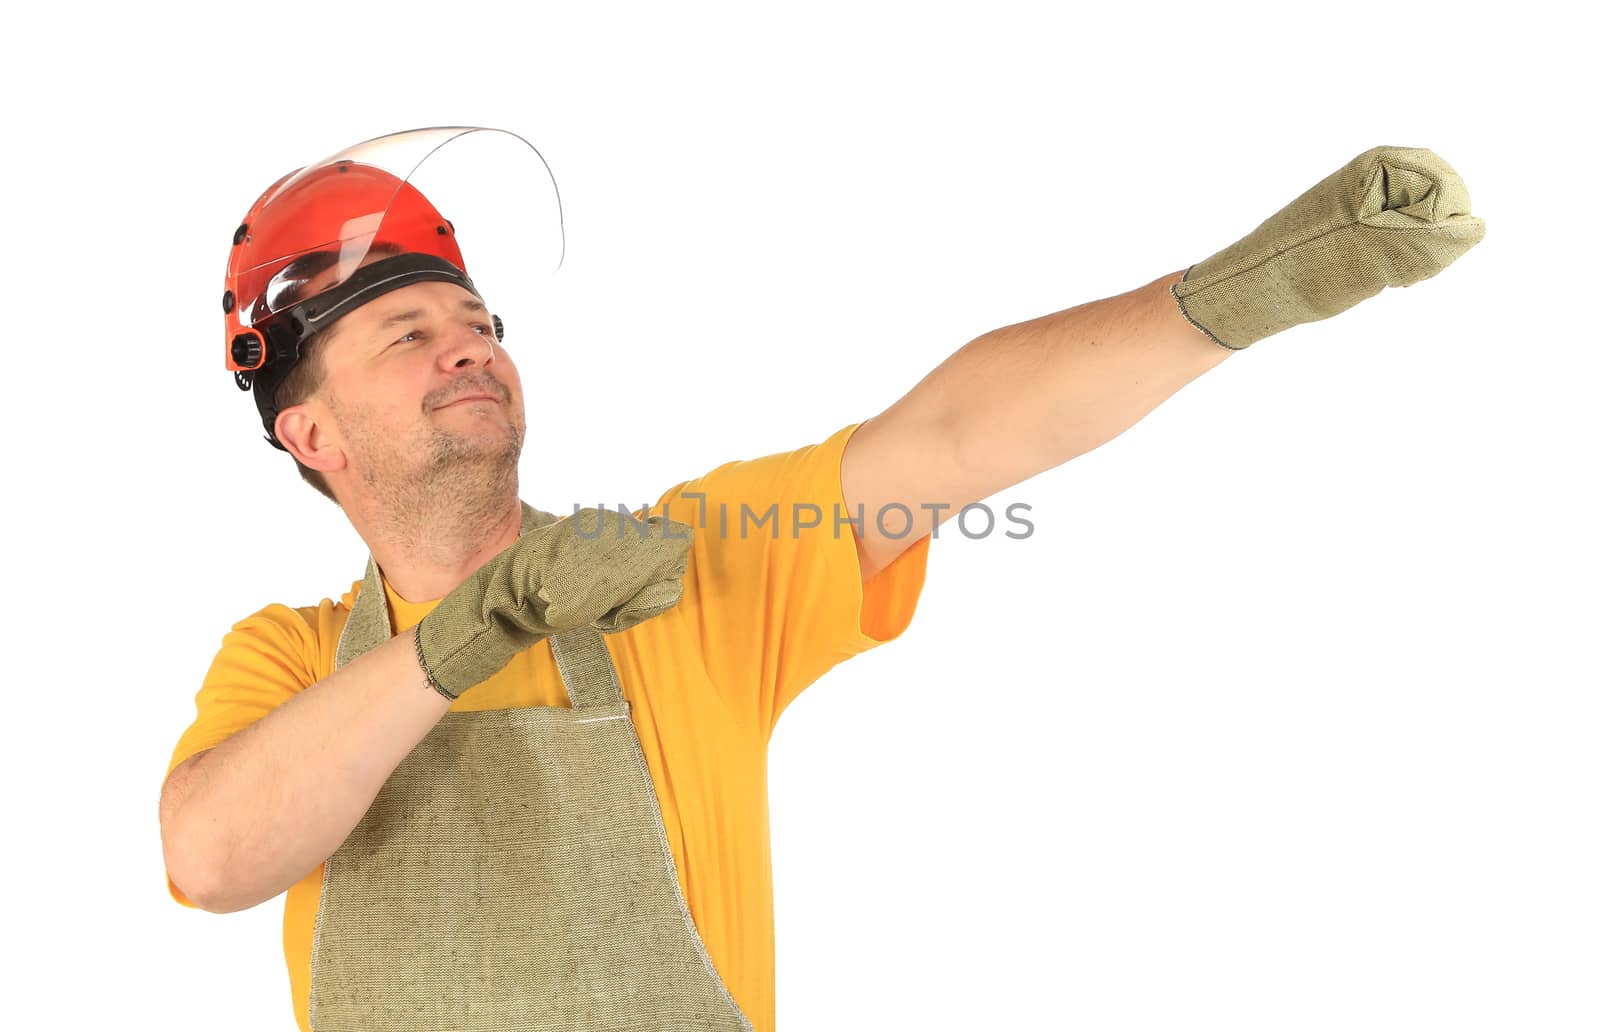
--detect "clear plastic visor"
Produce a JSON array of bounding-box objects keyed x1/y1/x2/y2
[{"x1": 232, "y1": 126, "x2": 565, "y2": 328}]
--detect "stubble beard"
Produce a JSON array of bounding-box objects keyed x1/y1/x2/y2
[{"x1": 346, "y1": 401, "x2": 527, "y2": 564}]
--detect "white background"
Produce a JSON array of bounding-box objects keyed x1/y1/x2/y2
[{"x1": 3, "y1": 2, "x2": 1594, "y2": 1029}]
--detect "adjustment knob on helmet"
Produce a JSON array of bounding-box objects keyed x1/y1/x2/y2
[{"x1": 231, "y1": 332, "x2": 264, "y2": 369}]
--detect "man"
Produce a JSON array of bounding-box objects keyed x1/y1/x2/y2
[{"x1": 159, "y1": 127, "x2": 1484, "y2": 1031}]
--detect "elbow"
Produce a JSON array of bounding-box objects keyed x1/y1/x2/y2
[
  {"x1": 162, "y1": 814, "x2": 270, "y2": 914},
  {"x1": 160, "y1": 777, "x2": 253, "y2": 914},
  {"x1": 161, "y1": 812, "x2": 229, "y2": 913},
  {"x1": 164, "y1": 837, "x2": 260, "y2": 914},
  {"x1": 196, "y1": 889, "x2": 260, "y2": 916}
]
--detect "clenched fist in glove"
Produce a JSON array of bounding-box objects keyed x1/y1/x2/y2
[
  {"x1": 1171, "y1": 145, "x2": 1486, "y2": 351},
  {"x1": 413, "y1": 507, "x2": 693, "y2": 700}
]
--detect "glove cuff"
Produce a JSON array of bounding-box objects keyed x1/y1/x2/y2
[{"x1": 413, "y1": 624, "x2": 459, "y2": 701}]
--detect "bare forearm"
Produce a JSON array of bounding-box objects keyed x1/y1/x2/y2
[
  {"x1": 841, "y1": 269, "x2": 1234, "y2": 576},
  {"x1": 160, "y1": 630, "x2": 451, "y2": 913},
  {"x1": 938, "y1": 269, "x2": 1231, "y2": 497}
]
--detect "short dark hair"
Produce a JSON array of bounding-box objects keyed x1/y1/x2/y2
[
  {"x1": 263, "y1": 243, "x2": 399, "y2": 507},
  {"x1": 273, "y1": 327, "x2": 338, "y2": 504}
]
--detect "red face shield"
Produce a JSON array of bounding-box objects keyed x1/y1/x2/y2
[{"x1": 220, "y1": 126, "x2": 564, "y2": 450}]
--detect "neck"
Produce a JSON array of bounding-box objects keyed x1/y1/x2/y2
[{"x1": 346, "y1": 478, "x2": 524, "y2": 603}]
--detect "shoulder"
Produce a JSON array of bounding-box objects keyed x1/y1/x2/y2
[
  {"x1": 649, "y1": 422, "x2": 863, "y2": 524},
  {"x1": 212, "y1": 577, "x2": 363, "y2": 684}
]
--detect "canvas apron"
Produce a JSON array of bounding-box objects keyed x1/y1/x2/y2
[{"x1": 307, "y1": 502, "x2": 753, "y2": 1032}]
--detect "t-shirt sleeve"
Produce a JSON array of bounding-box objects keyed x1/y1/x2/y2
[
  {"x1": 162, "y1": 603, "x2": 321, "y2": 908},
  {"x1": 652, "y1": 421, "x2": 930, "y2": 737}
]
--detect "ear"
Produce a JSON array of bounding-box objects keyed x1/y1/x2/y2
[{"x1": 276, "y1": 400, "x2": 347, "y2": 475}]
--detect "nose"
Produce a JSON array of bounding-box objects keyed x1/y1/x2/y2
[{"x1": 437, "y1": 319, "x2": 497, "y2": 371}]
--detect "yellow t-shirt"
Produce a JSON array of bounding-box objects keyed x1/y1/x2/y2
[{"x1": 163, "y1": 421, "x2": 931, "y2": 1032}]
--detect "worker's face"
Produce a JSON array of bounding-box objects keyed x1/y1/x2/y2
[{"x1": 312, "y1": 280, "x2": 528, "y2": 504}]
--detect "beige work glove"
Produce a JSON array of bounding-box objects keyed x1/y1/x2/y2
[
  {"x1": 1171, "y1": 145, "x2": 1487, "y2": 350},
  {"x1": 414, "y1": 507, "x2": 692, "y2": 699}
]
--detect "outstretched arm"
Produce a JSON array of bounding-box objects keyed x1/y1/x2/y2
[
  {"x1": 843, "y1": 269, "x2": 1223, "y2": 581},
  {"x1": 842, "y1": 145, "x2": 1485, "y2": 581}
]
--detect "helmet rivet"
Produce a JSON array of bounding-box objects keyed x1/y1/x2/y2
[
  {"x1": 222, "y1": 290, "x2": 235, "y2": 314},
  {"x1": 233, "y1": 223, "x2": 249, "y2": 246}
]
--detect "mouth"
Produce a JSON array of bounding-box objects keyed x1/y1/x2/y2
[{"x1": 437, "y1": 393, "x2": 501, "y2": 409}]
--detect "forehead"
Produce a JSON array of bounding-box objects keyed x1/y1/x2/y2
[
  {"x1": 317, "y1": 280, "x2": 486, "y2": 364},
  {"x1": 352, "y1": 280, "x2": 485, "y2": 323},
  {"x1": 325, "y1": 281, "x2": 485, "y2": 342}
]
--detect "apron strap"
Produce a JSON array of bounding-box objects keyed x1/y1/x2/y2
[
  {"x1": 548, "y1": 624, "x2": 626, "y2": 710},
  {"x1": 334, "y1": 552, "x2": 391, "y2": 672}
]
